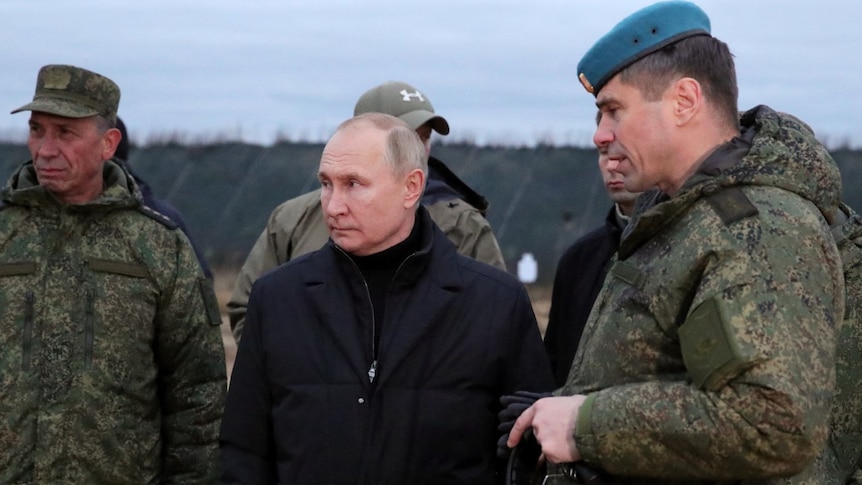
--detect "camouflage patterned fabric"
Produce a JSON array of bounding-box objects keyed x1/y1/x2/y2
[
  {"x1": 0, "y1": 160, "x2": 226, "y2": 484},
  {"x1": 783, "y1": 204, "x2": 862, "y2": 484},
  {"x1": 829, "y1": 205, "x2": 862, "y2": 483},
  {"x1": 11, "y1": 64, "x2": 120, "y2": 122},
  {"x1": 550, "y1": 106, "x2": 845, "y2": 484}
]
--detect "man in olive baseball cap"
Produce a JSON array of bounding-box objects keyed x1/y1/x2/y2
[
  {"x1": 353, "y1": 81, "x2": 449, "y2": 135},
  {"x1": 11, "y1": 64, "x2": 120, "y2": 123}
]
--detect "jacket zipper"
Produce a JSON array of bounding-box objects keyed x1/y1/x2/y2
[
  {"x1": 22, "y1": 291, "x2": 34, "y2": 371},
  {"x1": 84, "y1": 288, "x2": 95, "y2": 368},
  {"x1": 337, "y1": 248, "x2": 379, "y2": 383},
  {"x1": 337, "y1": 247, "x2": 419, "y2": 384}
]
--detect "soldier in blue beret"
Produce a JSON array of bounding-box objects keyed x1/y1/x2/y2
[{"x1": 500, "y1": 2, "x2": 855, "y2": 483}]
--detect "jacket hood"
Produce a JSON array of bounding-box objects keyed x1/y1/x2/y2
[
  {"x1": 2, "y1": 159, "x2": 143, "y2": 211},
  {"x1": 621, "y1": 106, "x2": 842, "y2": 255},
  {"x1": 681, "y1": 105, "x2": 842, "y2": 222},
  {"x1": 721, "y1": 105, "x2": 841, "y2": 223},
  {"x1": 424, "y1": 156, "x2": 490, "y2": 215}
]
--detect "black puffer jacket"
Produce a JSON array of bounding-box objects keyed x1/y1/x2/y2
[{"x1": 220, "y1": 207, "x2": 554, "y2": 485}]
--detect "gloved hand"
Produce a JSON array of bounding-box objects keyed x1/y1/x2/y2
[
  {"x1": 497, "y1": 390, "x2": 552, "y2": 459},
  {"x1": 505, "y1": 428, "x2": 545, "y2": 485}
]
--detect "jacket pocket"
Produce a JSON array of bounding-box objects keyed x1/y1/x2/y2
[
  {"x1": 85, "y1": 258, "x2": 152, "y2": 368},
  {"x1": 84, "y1": 288, "x2": 95, "y2": 368},
  {"x1": 22, "y1": 291, "x2": 34, "y2": 371},
  {"x1": 87, "y1": 258, "x2": 149, "y2": 278},
  {"x1": 0, "y1": 262, "x2": 39, "y2": 371}
]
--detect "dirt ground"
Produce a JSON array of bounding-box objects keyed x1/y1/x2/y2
[{"x1": 212, "y1": 268, "x2": 551, "y2": 380}]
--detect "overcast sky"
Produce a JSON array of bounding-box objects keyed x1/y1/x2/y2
[{"x1": 2, "y1": 1, "x2": 860, "y2": 147}]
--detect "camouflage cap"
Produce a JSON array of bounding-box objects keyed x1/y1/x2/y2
[
  {"x1": 11, "y1": 64, "x2": 121, "y2": 122},
  {"x1": 354, "y1": 81, "x2": 450, "y2": 135}
]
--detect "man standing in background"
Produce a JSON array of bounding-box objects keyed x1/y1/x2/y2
[{"x1": 543, "y1": 115, "x2": 642, "y2": 386}]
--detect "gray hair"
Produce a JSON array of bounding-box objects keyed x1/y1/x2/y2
[{"x1": 336, "y1": 112, "x2": 428, "y2": 178}]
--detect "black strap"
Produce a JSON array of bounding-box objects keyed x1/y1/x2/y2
[
  {"x1": 705, "y1": 186, "x2": 758, "y2": 226},
  {"x1": 137, "y1": 204, "x2": 179, "y2": 229}
]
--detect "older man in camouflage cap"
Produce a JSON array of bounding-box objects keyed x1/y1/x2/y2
[
  {"x1": 0, "y1": 64, "x2": 226, "y2": 484},
  {"x1": 501, "y1": 2, "x2": 847, "y2": 483}
]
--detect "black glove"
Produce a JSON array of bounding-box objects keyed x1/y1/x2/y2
[
  {"x1": 505, "y1": 428, "x2": 545, "y2": 485},
  {"x1": 497, "y1": 390, "x2": 552, "y2": 459}
]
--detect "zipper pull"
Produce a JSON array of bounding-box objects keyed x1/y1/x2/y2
[{"x1": 368, "y1": 359, "x2": 377, "y2": 383}]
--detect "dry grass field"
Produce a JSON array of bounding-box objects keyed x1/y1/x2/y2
[{"x1": 212, "y1": 268, "x2": 552, "y2": 380}]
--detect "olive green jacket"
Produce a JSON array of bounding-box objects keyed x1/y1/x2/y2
[
  {"x1": 0, "y1": 161, "x2": 226, "y2": 484},
  {"x1": 227, "y1": 186, "x2": 505, "y2": 341},
  {"x1": 555, "y1": 106, "x2": 845, "y2": 484}
]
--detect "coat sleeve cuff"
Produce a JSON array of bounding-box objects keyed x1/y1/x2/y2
[{"x1": 574, "y1": 393, "x2": 599, "y2": 462}]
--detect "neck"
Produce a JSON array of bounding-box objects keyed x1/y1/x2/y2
[{"x1": 662, "y1": 125, "x2": 739, "y2": 195}]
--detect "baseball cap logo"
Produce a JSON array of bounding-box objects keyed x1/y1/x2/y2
[
  {"x1": 43, "y1": 70, "x2": 72, "y2": 90},
  {"x1": 400, "y1": 89, "x2": 424, "y2": 102}
]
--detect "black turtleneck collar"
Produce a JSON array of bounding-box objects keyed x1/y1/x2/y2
[
  {"x1": 351, "y1": 213, "x2": 422, "y2": 272},
  {"x1": 349, "y1": 212, "x2": 423, "y2": 356}
]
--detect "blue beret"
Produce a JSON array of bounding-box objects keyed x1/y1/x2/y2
[{"x1": 577, "y1": 1, "x2": 711, "y2": 96}]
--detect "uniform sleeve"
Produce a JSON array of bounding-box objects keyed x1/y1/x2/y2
[
  {"x1": 430, "y1": 200, "x2": 506, "y2": 271},
  {"x1": 460, "y1": 210, "x2": 506, "y2": 271},
  {"x1": 219, "y1": 281, "x2": 276, "y2": 483},
  {"x1": 574, "y1": 214, "x2": 844, "y2": 479},
  {"x1": 226, "y1": 223, "x2": 281, "y2": 343},
  {"x1": 227, "y1": 196, "x2": 325, "y2": 343},
  {"x1": 157, "y1": 232, "x2": 227, "y2": 484}
]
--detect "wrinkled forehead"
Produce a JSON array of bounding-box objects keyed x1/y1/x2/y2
[{"x1": 319, "y1": 131, "x2": 388, "y2": 177}]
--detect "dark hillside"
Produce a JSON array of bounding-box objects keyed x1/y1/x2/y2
[{"x1": 1, "y1": 142, "x2": 859, "y2": 284}]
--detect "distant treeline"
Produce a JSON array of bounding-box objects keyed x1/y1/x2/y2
[{"x1": 2, "y1": 142, "x2": 860, "y2": 284}]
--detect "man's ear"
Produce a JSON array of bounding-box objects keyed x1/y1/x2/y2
[
  {"x1": 101, "y1": 127, "x2": 122, "y2": 161},
  {"x1": 403, "y1": 168, "x2": 426, "y2": 208},
  {"x1": 672, "y1": 77, "x2": 702, "y2": 126}
]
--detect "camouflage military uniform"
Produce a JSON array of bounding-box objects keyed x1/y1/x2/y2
[
  {"x1": 783, "y1": 203, "x2": 862, "y2": 484},
  {"x1": 552, "y1": 106, "x2": 845, "y2": 484},
  {"x1": 227, "y1": 179, "x2": 505, "y2": 341},
  {"x1": 0, "y1": 160, "x2": 226, "y2": 484}
]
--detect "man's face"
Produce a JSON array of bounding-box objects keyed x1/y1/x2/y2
[
  {"x1": 319, "y1": 124, "x2": 415, "y2": 256},
  {"x1": 27, "y1": 112, "x2": 117, "y2": 204},
  {"x1": 593, "y1": 76, "x2": 674, "y2": 193},
  {"x1": 598, "y1": 150, "x2": 641, "y2": 211}
]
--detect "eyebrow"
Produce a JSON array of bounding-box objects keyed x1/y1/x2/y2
[
  {"x1": 318, "y1": 169, "x2": 364, "y2": 181},
  {"x1": 595, "y1": 98, "x2": 613, "y2": 110}
]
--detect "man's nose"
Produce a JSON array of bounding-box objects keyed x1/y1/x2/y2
[
  {"x1": 593, "y1": 120, "x2": 614, "y2": 149},
  {"x1": 33, "y1": 134, "x2": 60, "y2": 158},
  {"x1": 323, "y1": 188, "x2": 347, "y2": 217}
]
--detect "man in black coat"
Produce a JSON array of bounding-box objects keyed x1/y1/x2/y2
[
  {"x1": 543, "y1": 146, "x2": 642, "y2": 385},
  {"x1": 220, "y1": 113, "x2": 553, "y2": 484}
]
